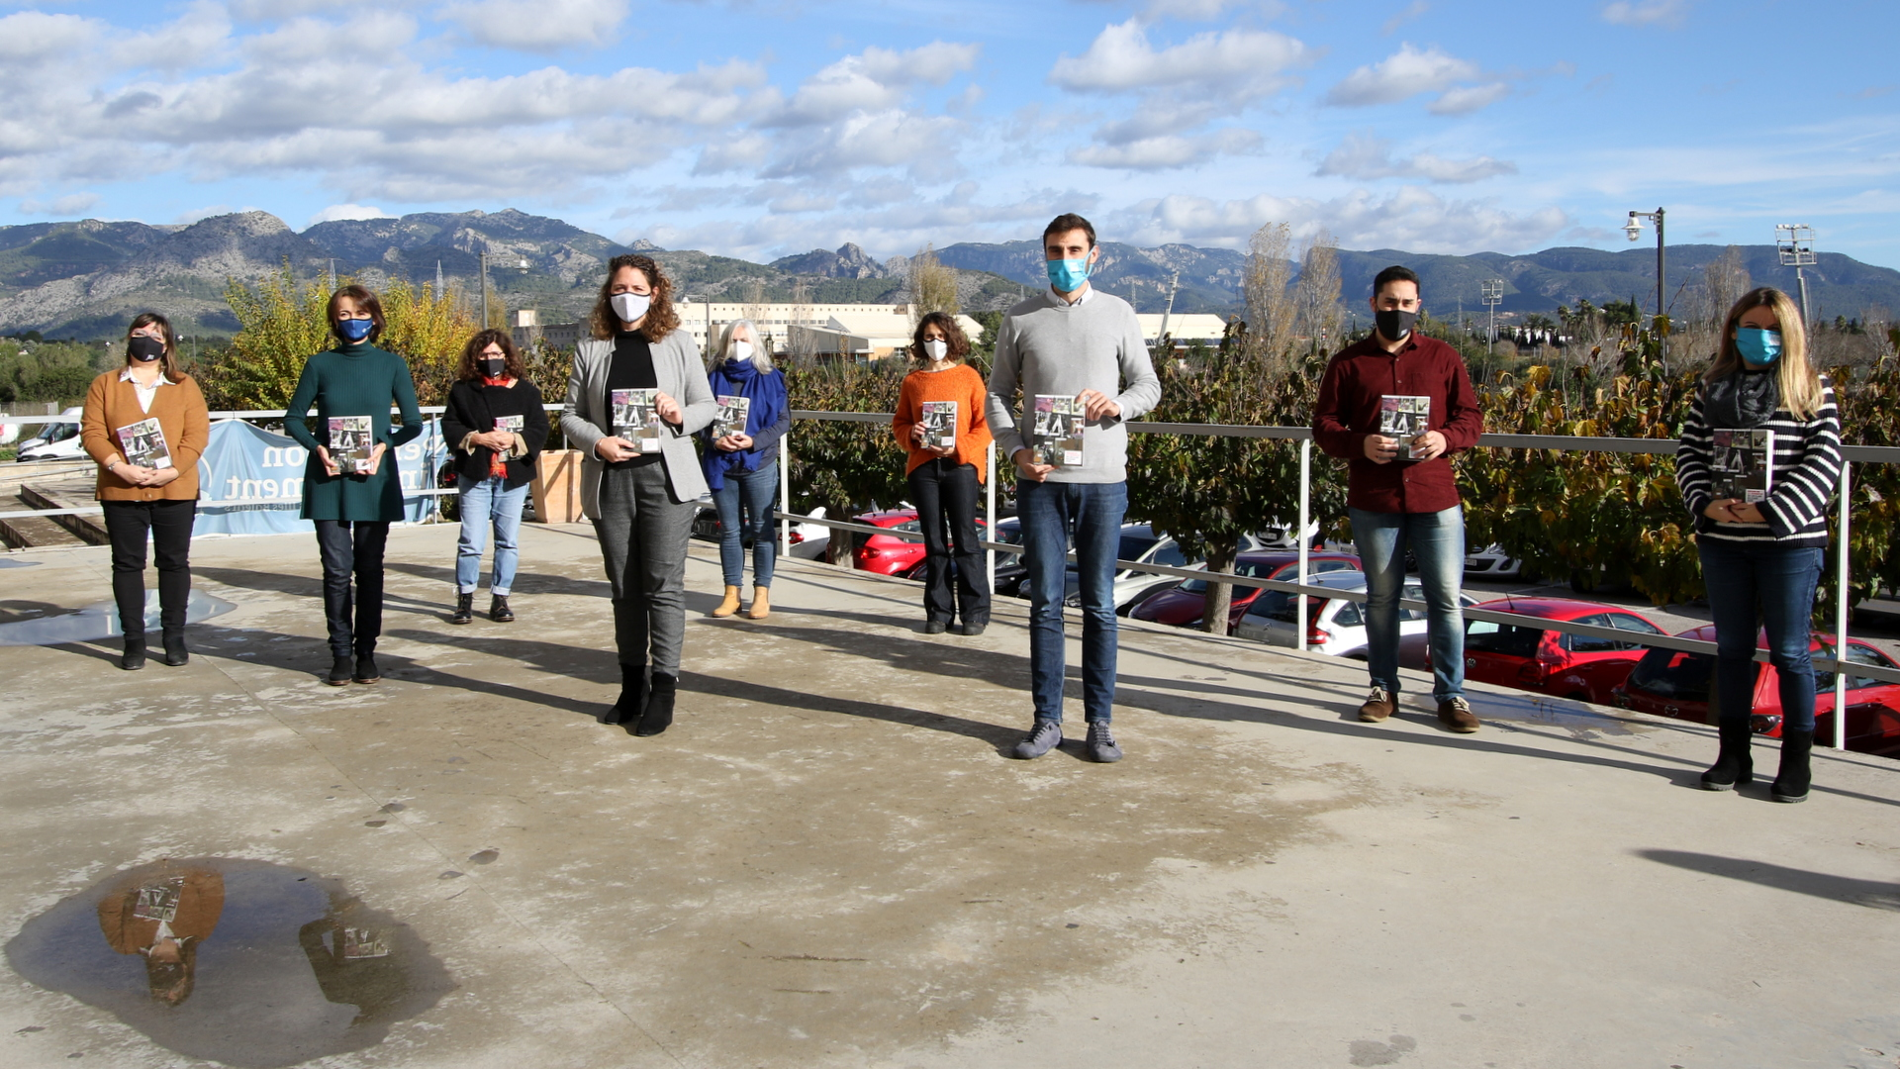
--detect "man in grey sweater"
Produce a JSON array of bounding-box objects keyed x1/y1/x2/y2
[{"x1": 986, "y1": 213, "x2": 1162, "y2": 762}]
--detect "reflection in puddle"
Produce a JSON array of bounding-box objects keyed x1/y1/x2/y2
[
  {"x1": 5, "y1": 857, "x2": 454, "y2": 1068},
  {"x1": 0, "y1": 589, "x2": 235, "y2": 646},
  {"x1": 0, "y1": 557, "x2": 40, "y2": 568},
  {"x1": 1462, "y1": 691, "x2": 1645, "y2": 736}
]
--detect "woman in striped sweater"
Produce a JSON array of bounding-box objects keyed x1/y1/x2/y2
[{"x1": 1675, "y1": 286, "x2": 1841, "y2": 803}]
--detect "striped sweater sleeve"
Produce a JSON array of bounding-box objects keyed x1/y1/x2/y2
[
  {"x1": 1675, "y1": 392, "x2": 1715, "y2": 523},
  {"x1": 1758, "y1": 380, "x2": 1842, "y2": 540}
]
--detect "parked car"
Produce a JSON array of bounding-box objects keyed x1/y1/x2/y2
[
  {"x1": 14, "y1": 407, "x2": 85, "y2": 461},
  {"x1": 691, "y1": 499, "x2": 820, "y2": 555},
  {"x1": 1128, "y1": 551, "x2": 1362, "y2": 631},
  {"x1": 1612, "y1": 625, "x2": 1900, "y2": 757},
  {"x1": 850, "y1": 509, "x2": 989, "y2": 577},
  {"x1": 1420, "y1": 597, "x2": 1670, "y2": 705},
  {"x1": 1234, "y1": 571, "x2": 1479, "y2": 656},
  {"x1": 1463, "y1": 544, "x2": 1523, "y2": 580}
]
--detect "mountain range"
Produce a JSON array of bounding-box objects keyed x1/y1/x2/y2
[{"x1": 3, "y1": 208, "x2": 1897, "y2": 340}]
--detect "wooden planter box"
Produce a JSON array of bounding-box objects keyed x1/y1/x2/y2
[{"x1": 530, "y1": 450, "x2": 585, "y2": 524}]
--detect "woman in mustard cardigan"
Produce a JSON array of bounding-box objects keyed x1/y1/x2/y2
[{"x1": 80, "y1": 312, "x2": 211, "y2": 670}]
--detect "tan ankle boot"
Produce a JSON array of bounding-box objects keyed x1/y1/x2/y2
[
  {"x1": 746, "y1": 585, "x2": 771, "y2": 620},
  {"x1": 711, "y1": 585, "x2": 742, "y2": 617}
]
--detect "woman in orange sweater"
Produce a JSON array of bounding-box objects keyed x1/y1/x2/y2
[
  {"x1": 892, "y1": 312, "x2": 993, "y2": 635},
  {"x1": 80, "y1": 313, "x2": 211, "y2": 670}
]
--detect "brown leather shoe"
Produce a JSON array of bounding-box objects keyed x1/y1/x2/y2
[
  {"x1": 1358, "y1": 686, "x2": 1395, "y2": 723},
  {"x1": 1437, "y1": 696, "x2": 1481, "y2": 733}
]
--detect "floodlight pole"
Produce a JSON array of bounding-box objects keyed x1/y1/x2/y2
[
  {"x1": 1625, "y1": 208, "x2": 1666, "y2": 361},
  {"x1": 1480, "y1": 279, "x2": 1504, "y2": 359},
  {"x1": 1776, "y1": 224, "x2": 1817, "y2": 334}
]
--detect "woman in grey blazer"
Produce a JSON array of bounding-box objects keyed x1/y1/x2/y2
[{"x1": 561, "y1": 253, "x2": 716, "y2": 735}]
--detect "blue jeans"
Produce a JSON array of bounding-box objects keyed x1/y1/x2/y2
[
  {"x1": 456, "y1": 477, "x2": 528, "y2": 595},
  {"x1": 1020, "y1": 479, "x2": 1127, "y2": 723},
  {"x1": 711, "y1": 465, "x2": 777, "y2": 588},
  {"x1": 1699, "y1": 539, "x2": 1823, "y2": 733},
  {"x1": 1350, "y1": 505, "x2": 1466, "y2": 701}
]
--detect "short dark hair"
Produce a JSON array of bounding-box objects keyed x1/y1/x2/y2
[
  {"x1": 1371, "y1": 265, "x2": 1420, "y2": 298},
  {"x1": 1043, "y1": 213, "x2": 1096, "y2": 249},
  {"x1": 457, "y1": 328, "x2": 525, "y2": 382},
  {"x1": 910, "y1": 311, "x2": 971, "y2": 365},
  {"x1": 327, "y1": 284, "x2": 385, "y2": 343}
]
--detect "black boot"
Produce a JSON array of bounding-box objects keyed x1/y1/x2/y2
[
  {"x1": 1772, "y1": 728, "x2": 1814, "y2": 803},
  {"x1": 354, "y1": 648, "x2": 381, "y2": 685},
  {"x1": 326, "y1": 655, "x2": 354, "y2": 686},
  {"x1": 489, "y1": 594, "x2": 514, "y2": 623},
  {"x1": 161, "y1": 635, "x2": 189, "y2": 667},
  {"x1": 1699, "y1": 717, "x2": 1755, "y2": 791},
  {"x1": 450, "y1": 592, "x2": 474, "y2": 625},
  {"x1": 601, "y1": 662, "x2": 647, "y2": 725},
  {"x1": 120, "y1": 635, "x2": 147, "y2": 671},
  {"x1": 634, "y1": 673, "x2": 676, "y2": 737}
]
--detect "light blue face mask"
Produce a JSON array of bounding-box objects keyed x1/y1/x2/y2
[
  {"x1": 336, "y1": 317, "x2": 374, "y2": 343},
  {"x1": 1735, "y1": 326, "x2": 1782, "y2": 368},
  {"x1": 1046, "y1": 257, "x2": 1090, "y2": 292}
]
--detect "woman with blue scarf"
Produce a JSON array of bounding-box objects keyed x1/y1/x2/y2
[{"x1": 701, "y1": 319, "x2": 789, "y2": 620}]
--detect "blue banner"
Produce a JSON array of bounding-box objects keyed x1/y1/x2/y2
[{"x1": 192, "y1": 419, "x2": 447, "y2": 537}]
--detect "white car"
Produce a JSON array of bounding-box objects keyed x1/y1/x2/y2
[
  {"x1": 1464, "y1": 544, "x2": 1523, "y2": 580},
  {"x1": 1233, "y1": 570, "x2": 1480, "y2": 657},
  {"x1": 14, "y1": 407, "x2": 86, "y2": 461},
  {"x1": 1057, "y1": 525, "x2": 1275, "y2": 611}
]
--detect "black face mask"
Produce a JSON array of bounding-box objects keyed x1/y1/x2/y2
[
  {"x1": 1375, "y1": 309, "x2": 1418, "y2": 342},
  {"x1": 480, "y1": 358, "x2": 506, "y2": 378},
  {"x1": 128, "y1": 336, "x2": 166, "y2": 363}
]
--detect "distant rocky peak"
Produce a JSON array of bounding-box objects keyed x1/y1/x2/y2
[{"x1": 628, "y1": 238, "x2": 661, "y2": 251}]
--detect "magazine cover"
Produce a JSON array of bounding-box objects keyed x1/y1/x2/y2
[
  {"x1": 921, "y1": 400, "x2": 957, "y2": 449},
  {"x1": 1711, "y1": 428, "x2": 1775, "y2": 503},
  {"x1": 1379, "y1": 395, "x2": 1431, "y2": 460},
  {"x1": 327, "y1": 415, "x2": 375, "y2": 474},
  {"x1": 340, "y1": 926, "x2": 393, "y2": 960},
  {"x1": 1031, "y1": 395, "x2": 1084, "y2": 466},
  {"x1": 714, "y1": 394, "x2": 751, "y2": 440},
  {"x1": 114, "y1": 417, "x2": 171, "y2": 470},
  {"x1": 493, "y1": 414, "x2": 524, "y2": 434},
  {"x1": 131, "y1": 876, "x2": 185, "y2": 924},
  {"x1": 611, "y1": 388, "x2": 662, "y2": 452}
]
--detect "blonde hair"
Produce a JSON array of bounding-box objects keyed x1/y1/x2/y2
[
  {"x1": 713, "y1": 319, "x2": 773, "y2": 372},
  {"x1": 1704, "y1": 286, "x2": 1822, "y2": 420}
]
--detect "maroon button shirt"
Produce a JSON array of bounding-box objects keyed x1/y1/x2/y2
[{"x1": 1312, "y1": 333, "x2": 1483, "y2": 514}]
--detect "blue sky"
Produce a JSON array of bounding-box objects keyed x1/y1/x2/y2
[{"x1": 4, "y1": 0, "x2": 1897, "y2": 266}]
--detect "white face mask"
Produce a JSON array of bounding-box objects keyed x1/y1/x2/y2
[
  {"x1": 732, "y1": 340, "x2": 754, "y2": 362},
  {"x1": 611, "y1": 292, "x2": 651, "y2": 324},
  {"x1": 923, "y1": 339, "x2": 948, "y2": 361}
]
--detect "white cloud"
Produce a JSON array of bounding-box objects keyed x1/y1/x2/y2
[
  {"x1": 1315, "y1": 132, "x2": 1516, "y2": 183},
  {"x1": 0, "y1": 10, "x2": 102, "y2": 62},
  {"x1": 769, "y1": 42, "x2": 980, "y2": 126},
  {"x1": 1119, "y1": 186, "x2": 1570, "y2": 253},
  {"x1": 761, "y1": 109, "x2": 966, "y2": 180},
  {"x1": 109, "y1": 2, "x2": 231, "y2": 72},
  {"x1": 1069, "y1": 128, "x2": 1262, "y2": 170},
  {"x1": 1381, "y1": 0, "x2": 1428, "y2": 35},
  {"x1": 1427, "y1": 82, "x2": 1511, "y2": 114},
  {"x1": 439, "y1": 0, "x2": 628, "y2": 53},
  {"x1": 1323, "y1": 43, "x2": 1478, "y2": 107},
  {"x1": 18, "y1": 192, "x2": 100, "y2": 216},
  {"x1": 1049, "y1": 20, "x2": 1306, "y2": 99},
  {"x1": 1601, "y1": 0, "x2": 1690, "y2": 28},
  {"x1": 309, "y1": 202, "x2": 394, "y2": 225}
]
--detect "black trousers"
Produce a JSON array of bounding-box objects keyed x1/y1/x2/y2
[
  {"x1": 102, "y1": 499, "x2": 196, "y2": 641},
  {"x1": 907, "y1": 458, "x2": 990, "y2": 626},
  {"x1": 314, "y1": 520, "x2": 390, "y2": 657}
]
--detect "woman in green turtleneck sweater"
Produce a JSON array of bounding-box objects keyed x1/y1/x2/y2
[{"x1": 283, "y1": 285, "x2": 423, "y2": 687}]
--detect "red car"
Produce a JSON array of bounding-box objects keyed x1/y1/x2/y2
[
  {"x1": 1127, "y1": 551, "x2": 1361, "y2": 632},
  {"x1": 1424, "y1": 597, "x2": 1670, "y2": 705},
  {"x1": 850, "y1": 509, "x2": 987, "y2": 577},
  {"x1": 1613, "y1": 625, "x2": 1900, "y2": 757}
]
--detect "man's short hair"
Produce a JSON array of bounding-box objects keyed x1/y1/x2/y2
[
  {"x1": 1372, "y1": 265, "x2": 1420, "y2": 297},
  {"x1": 1043, "y1": 213, "x2": 1097, "y2": 249}
]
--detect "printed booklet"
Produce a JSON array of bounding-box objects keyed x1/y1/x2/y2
[
  {"x1": 1031, "y1": 395, "x2": 1084, "y2": 466},
  {"x1": 713, "y1": 395, "x2": 751, "y2": 441},
  {"x1": 493, "y1": 414, "x2": 523, "y2": 434},
  {"x1": 1711, "y1": 428, "x2": 1775, "y2": 503},
  {"x1": 327, "y1": 415, "x2": 375, "y2": 474},
  {"x1": 1379, "y1": 395, "x2": 1431, "y2": 461},
  {"x1": 921, "y1": 400, "x2": 957, "y2": 449},
  {"x1": 611, "y1": 388, "x2": 662, "y2": 452},
  {"x1": 131, "y1": 876, "x2": 185, "y2": 924},
  {"x1": 114, "y1": 418, "x2": 171, "y2": 470}
]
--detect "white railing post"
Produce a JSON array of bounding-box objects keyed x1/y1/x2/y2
[
  {"x1": 1835, "y1": 460, "x2": 1851, "y2": 750},
  {"x1": 986, "y1": 439, "x2": 997, "y2": 593},
  {"x1": 779, "y1": 421, "x2": 792, "y2": 557},
  {"x1": 1297, "y1": 437, "x2": 1311, "y2": 652}
]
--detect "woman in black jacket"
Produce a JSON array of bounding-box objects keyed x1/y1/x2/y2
[{"x1": 441, "y1": 330, "x2": 549, "y2": 624}]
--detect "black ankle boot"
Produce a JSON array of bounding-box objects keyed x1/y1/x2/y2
[
  {"x1": 1699, "y1": 717, "x2": 1755, "y2": 791},
  {"x1": 602, "y1": 662, "x2": 647, "y2": 725},
  {"x1": 634, "y1": 673, "x2": 676, "y2": 736},
  {"x1": 450, "y1": 592, "x2": 474, "y2": 625},
  {"x1": 353, "y1": 650, "x2": 381, "y2": 685},
  {"x1": 120, "y1": 636, "x2": 147, "y2": 671},
  {"x1": 1772, "y1": 728, "x2": 1814, "y2": 803},
  {"x1": 161, "y1": 632, "x2": 188, "y2": 666},
  {"x1": 489, "y1": 594, "x2": 514, "y2": 623},
  {"x1": 326, "y1": 655, "x2": 354, "y2": 686}
]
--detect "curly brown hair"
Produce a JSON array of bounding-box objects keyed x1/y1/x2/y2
[
  {"x1": 909, "y1": 311, "x2": 970, "y2": 365},
  {"x1": 455, "y1": 328, "x2": 525, "y2": 382},
  {"x1": 589, "y1": 254, "x2": 681, "y2": 342}
]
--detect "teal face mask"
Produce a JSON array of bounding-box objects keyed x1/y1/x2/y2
[
  {"x1": 1046, "y1": 257, "x2": 1090, "y2": 292},
  {"x1": 1735, "y1": 326, "x2": 1782, "y2": 368}
]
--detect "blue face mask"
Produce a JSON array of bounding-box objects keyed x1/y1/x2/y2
[
  {"x1": 1046, "y1": 256, "x2": 1090, "y2": 292},
  {"x1": 336, "y1": 317, "x2": 374, "y2": 343},
  {"x1": 1735, "y1": 326, "x2": 1782, "y2": 368}
]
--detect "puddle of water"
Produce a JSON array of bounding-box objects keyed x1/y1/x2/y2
[
  {"x1": 0, "y1": 558, "x2": 40, "y2": 568},
  {"x1": 4, "y1": 857, "x2": 454, "y2": 1068},
  {"x1": 0, "y1": 590, "x2": 236, "y2": 646},
  {"x1": 1462, "y1": 690, "x2": 1645, "y2": 735}
]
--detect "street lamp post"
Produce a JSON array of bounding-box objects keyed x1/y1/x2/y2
[
  {"x1": 1624, "y1": 207, "x2": 1666, "y2": 359},
  {"x1": 1776, "y1": 224, "x2": 1816, "y2": 333},
  {"x1": 1479, "y1": 279, "x2": 1504, "y2": 359}
]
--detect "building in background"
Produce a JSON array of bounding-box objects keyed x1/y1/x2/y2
[{"x1": 516, "y1": 303, "x2": 986, "y2": 361}]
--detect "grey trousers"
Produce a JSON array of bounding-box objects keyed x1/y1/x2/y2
[{"x1": 593, "y1": 463, "x2": 697, "y2": 673}]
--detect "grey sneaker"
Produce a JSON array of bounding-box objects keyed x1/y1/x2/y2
[
  {"x1": 1085, "y1": 721, "x2": 1123, "y2": 763},
  {"x1": 1011, "y1": 718, "x2": 1062, "y2": 760}
]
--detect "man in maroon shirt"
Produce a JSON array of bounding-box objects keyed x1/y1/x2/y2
[{"x1": 1313, "y1": 265, "x2": 1485, "y2": 732}]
